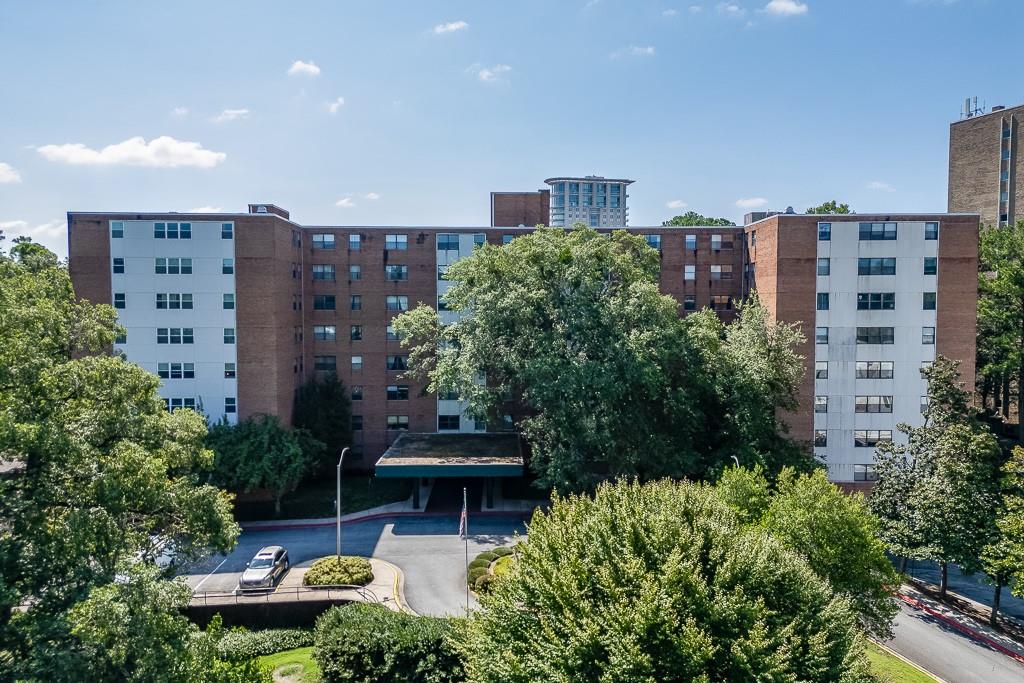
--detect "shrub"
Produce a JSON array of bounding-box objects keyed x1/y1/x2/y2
[
  {"x1": 474, "y1": 574, "x2": 497, "y2": 594},
  {"x1": 474, "y1": 551, "x2": 498, "y2": 563},
  {"x1": 491, "y1": 546, "x2": 513, "y2": 557},
  {"x1": 467, "y1": 567, "x2": 489, "y2": 585},
  {"x1": 314, "y1": 603, "x2": 464, "y2": 682},
  {"x1": 303, "y1": 556, "x2": 373, "y2": 587},
  {"x1": 467, "y1": 559, "x2": 490, "y2": 571},
  {"x1": 491, "y1": 555, "x2": 513, "y2": 577},
  {"x1": 215, "y1": 628, "x2": 314, "y2": 661}
]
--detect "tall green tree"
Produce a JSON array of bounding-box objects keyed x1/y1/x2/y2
[
  {"x1": 0, "y1": 242, "x2": 239, "y2": 680},
  {"x1": 393, "y1": 226, "x2": 812, "y2": 492},
  {"x1": 206, "y1": 415, "x2": 321, "y2": 516},
  {"x1": 977, "y1": 221, "x2": 1024, "y2": 440},
  {"x1": 292, "y1": 373, "x2": 353, "y2": 469},
  {"x1": 870, "y1": 357, "x2": 1002, "y2": 597},
  {"x1": 988, "y1": 446, "x2": 1024, "y2": 622},
  {"x1": 662, "y1": 211, "x2": 735, "y2": 227},
  {"x1": 805, "y1": 200, "x2": 852, "y2": 214},
  {"x1": 460, "y1": 479, "x2": 873, "y2": 682}
]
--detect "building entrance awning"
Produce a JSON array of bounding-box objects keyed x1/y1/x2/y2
[{"x1": 374, "y1": 433, "x2": 523, "y2": 478}]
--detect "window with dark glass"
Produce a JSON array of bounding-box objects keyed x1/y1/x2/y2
[
  {"x1": 857, "y1": 327, "x2": 895, "y2": 344},
  {"x1": 924, "y1": 257, "x2": 937, "y2": 275},
  {"x1": 858, "y1": 222, "x2": 897, "y2": 241},
  {"x1": 857, "y1": 292, "x2": 895, "y2": 310},
  {"x1": 857, "y1": 258, "x2": 896, "y2": 275}
]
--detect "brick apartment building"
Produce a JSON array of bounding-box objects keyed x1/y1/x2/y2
[
  {"x1": 67, "y1": 205, "x2": 978, "y2": 485},
  {"x1": 949, "y1": 101, "x2": 1024, "y2": 226}
]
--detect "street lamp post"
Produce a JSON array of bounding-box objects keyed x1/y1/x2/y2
[{"x1": 336, "y1": 447, "x2": 349, "y2": 561}]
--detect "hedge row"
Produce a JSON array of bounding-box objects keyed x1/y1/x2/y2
[
  {"x1": 216, "y1": 627, "x2": 315, "y2": 661},
  {"x1": 303, "y1": 556, "x2": 374, "y2": 587}
]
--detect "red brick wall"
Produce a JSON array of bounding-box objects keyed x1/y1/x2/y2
[
  {"x1": 67, "y1": 214, "x2": 112, "y2": 308},
  {"x1": 935, "y1": 215, "x2": 979, "y2": 391},
  {"x1": 490, "y1": 191, "x2": 550, "y2": 227}
]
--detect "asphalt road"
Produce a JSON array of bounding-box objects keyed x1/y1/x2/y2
[
  {"x1": 884, "y1": 600, "x2": 1024, "y2": 683},
  {"x1": 182, "y1": 514, "x2": 526, "y2": 616},
  {"x1": 903, "y1": 559, "x2": 1024, "y2": 622}
]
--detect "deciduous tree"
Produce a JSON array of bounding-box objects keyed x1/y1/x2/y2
[
  {"x1": 806, "y1": 200, "x2": 852, "y2": 214},
  {"x1": 661, "y1": 211, "x2": 734, "y2": 226},
  {"x1": 292, "y1": 373, "x2": 353, "y2": 469}
]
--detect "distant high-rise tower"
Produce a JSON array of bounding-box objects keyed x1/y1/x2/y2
[
  {"x1": 544, "y1": 176, "x2": 634, "y2": 227},
  {"x1": 949, "y1": 101, "x2": 1022, "y2": 227}
]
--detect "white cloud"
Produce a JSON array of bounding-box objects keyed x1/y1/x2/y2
[
  {"x1": 364, "y1": 192, "x2": 380, "y2": 200},
  {"x1": 764, "y1": 0, "x2": 808, "y2": 15},
  {"x1": 866, "y1": 180, "x2": 896, "y2": 192},
  {"x1": 666, "y1": 200, "x2": 688, "y2": 209},
  {"x1": 171, "y1": 106, "x2": 189, "y2": 117},
  {"x1": 735, "y1": 197, "x2": 768, "y2": 209},
  {"x1": 611, "y1": 45, "x2": 656, "y2": 59},
  {"x1": 663, "y1": 8, "x2": 679, "y2": 16},
  {"x1": 188, "y1": 206, "x2": 223, "y2": 212},
  {"x1": 433, "y1": 20, "x2": 469, "y2": 34},
  {"x1": 468, "y1": 63, "x2": 512, "y2": 83},
  {"x1": 336, "y1": 197, "x2": 356, "y2": 208},
  {"x1": 287, "y1": 60, "x2": 321, "y2": 77},
  {"x1": 689, "y1": 5, "x2": 703, "y2": 11},
  {"x1": 717, "y1": 2, "x2": 746, "y2": 16},
  {"x1": 213, "y1": 108, "x2": 249, "y2": 123},
  {"x1": 0, "y1": 219, "x2": 67, "y2": 257},
  {"x1": 37, "y1": 136, "x2": 226, "y2": 168},
  {"x1": 0, "y1": 162, "x2": 22, "y2": 184},
  {"x1": 327, "y1": 97, "x2": 346, "y2": 114}
]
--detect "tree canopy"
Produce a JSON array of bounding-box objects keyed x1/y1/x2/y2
[
  {"x1": 393, "y1": 226, "x2": 813, "y2": 492},
  {"x1": 805, "y1": 200, "x2": 852, "y2": 214},
  {"x1": 460, "y1": 479, "x2": 872, "y2": 682},
  {"x1": 292, "y1": 372, "x2": 353, "y2": 469},
  {"x1": 662, "y1": 211, "x2": 735, "y2": 227}
]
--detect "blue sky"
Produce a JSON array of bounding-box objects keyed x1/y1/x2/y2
[{"x1": 0, "y1": 0, "x2": 1020, "y2": 257}]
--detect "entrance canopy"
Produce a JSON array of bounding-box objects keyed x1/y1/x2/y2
[{"x1": 374, "y1": 433, "x2": 523, "y2": 479}]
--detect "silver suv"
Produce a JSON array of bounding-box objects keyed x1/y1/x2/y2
[{"x1": 239, "y1": 546, "x2": 289, "y2": 589}]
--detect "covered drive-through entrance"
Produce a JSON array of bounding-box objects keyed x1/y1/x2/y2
[{"x1": 374, "y1": 433, "x2": 523, "y2": 510}]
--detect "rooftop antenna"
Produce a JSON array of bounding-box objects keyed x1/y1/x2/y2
[{"x1": 963, "y1": 96, "x2": 986, "y2": 119}]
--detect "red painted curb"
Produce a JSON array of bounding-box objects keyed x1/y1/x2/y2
[
  {"x1": 240, "y1": 509, "x2": 533, "y2": 532},
  {"x1": 896, "y1": 592, "x2": 1024, "y2": 666}
]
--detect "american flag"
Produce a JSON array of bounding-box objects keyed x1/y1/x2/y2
[{"x1": 459, "y1": 488, "x2": 468, "y2": 539}]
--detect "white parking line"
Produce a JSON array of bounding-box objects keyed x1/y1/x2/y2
[{"x1": 191, "y1": 556, "x2": 229, "y2": 591}]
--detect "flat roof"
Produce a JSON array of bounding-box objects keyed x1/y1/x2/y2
[
  {"x1": 544, "y1": 176, "x2": 635, "y2": 185},
  {"x1": 375, "y1": 432, "x2": 523, "y2": 478},
  {"x1": 743, "y1": 212, "x2": 981, "y2": 228}
]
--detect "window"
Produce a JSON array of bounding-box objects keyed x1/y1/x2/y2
[
  {"x1": 924, "y1": 222, "x2": 938, "y2": 240},
  {"x1": 816, "y1": 293, "x2": 829, "y2": 311},
  {"x1": 683, "y1": 295, "x2": 696, "y2": 311},
  {"x1": 502, "y1": 234, "x2": 514, "y2": 245},
  {"x1": 113, "y1": 293, "x2": 125, "y2": 309},
  {"x1": 438, "y1": 390, "x2": 460, "y2": 401},
  {"x1": 352, "y1": 415, "x2": 364, "y2": 431},
  {"x1": 815, "y1": 361, "x2": 828, "y2": 379},
  {"x1": 855, "y1": 430, "x2": 892, "y2": 448},
  {"x1": 710, "y1": 265, "x2": 733, "y2": 281},
  {"x1": 312, "y1": 233, "x2": 336, "y2": 249},
  {"x1": 221, "y1": 223, "x2": 233, "y2": 239},
  {"x1": 438, "y1": 415, "x2": 460, "y2": 430},
  {"x1": 223, "y1": 293, "x2": 235, "y2": 310},
  {"x1": 351, "y1": 385, "x2": 363, "y2": 400},
  {"x1": 854, "y1": 464, "x2": 878, "y2": 482},
  {"x1": 158, "y1": 362, "x2": 195, "y2": 380},
  {"x1": 385, "y1": 234, "x2": 408, "y2": 250},
  {"x1": 348, "y1": 234, "x2": 361, "y2": 250},
  {"x1": 351, "y1": 355, "x2": 363, "y2": 371},
  {"x1": 473, "y1": 234, "x2": 486, "y2": 249},
  {"x1": 115, "y1": 332, "x2": 127, "y2": 344},
  {"x1": 313, "y1": 355, "x2": 336, "y2": 372},
  {"x1": 859, "y1": 222, "x2": 897, "y2": 241},
  {"x1": 386, "y1": 295, "x2": 409, "y2": 311},
  {"x1": 924, "y1": 257, "x2": 937, "y2": 275},
  {"x1": 684, "y1": 265, "x2": 696, "y2": 281},
  {"x1": 857, "y1": 292, "x2": 895, "y2": 310},
  {"x1": 857, "y1": 327, "x2": 895, "y2": 344},
  {"x1": 685, "y1": 234, "x2": 697, "y2": 250},
  {"x1": 313, "y1": 264, "x2": 337, "y2": 280},
  {"x1": 224, "y1": 363, "x2": 236, "y2": 378},
  {"x1": 387, "y1": 385, "x2": 409, "y2": 401},
  {"x1": 437, "y1": 234, "x2": 459, "y2": 251},
  {"x1": 437, "y1": 295, "x2": 449, "y2": 311},
  {"x1": 817, "y1": 258, "x2": 830, "y2": 276},
  {"x1": 921, "y1": 395, "x2": 930, "y2": 413},
  {"x1": 437, "y1": 265, "x2": 449, "y2": 281},
  {"x1": 922, "y1": 326, "x2": 935, "y2": 344},
  {"x1": 350, "y1": 325, "x2": 362, "y2": 341},
  {"x1": 711, "y1": 295, "x2": 732, "y2": 311},
  {"x1": 387, "y1": 415, "x2": 409, "y2": 430},
  {"x1": 818, "y1": 223, "x2": 831, "y2": 241},
  {"x1": 155, "y1": 258, "x2": 166, "y2": 274},
  {"x1": 814, "y1": 430, "x2": 827, "y2": 448},
  {"x1": 350, "y1": 295, "x2": 362, "y2": 311},
  {"x1": 856, "y1": 361, "x2": 894, "y2": 379},
  {"x1": 855, "y1": 395, "x2": 893, "y2": 413},
  {"x1": 644, "y1": 234, "x2": 662, "y2": 251},
  {"x1": 920, "y1": 360, "x2": 933, "y2": 376},
  {"x1": 314, "y1": 295, "x2": 336, "y2": 310},
  {"x1": 814, "y1": 395, "x2": 828, "y2": 413},
  {"x1": 815, "y1": 327, "x2": 829, "y2": 344},
  {"x1": 858, "y1": 258, "x2": 896, "y2": 275},
  {"x1": 222, "y1": 259, "x2": 234, "y2": 274},
  {"x1": 349, "y1": 265, "x2": 362, "y2": 281},
  {"x1": 923, "y1": 292, "x2": 936, "y2": 310},
  {"x1": 154, "y1": 222, "x2": 166, "y2": 238},
  {"x1": 111, "y1": 221, "x2": 124, "y2": 238},
  {"x1": 156, "y1": 257, "x2": 191, "y2": 275},
  {"x1": 387, "y1": 355, "x2": 408, "y2": 371},
  {"x1": 314, "y1": 325, "x2": 336, "y2": 341},
  {"x1": 113, "y1": 257, "x2": 124, "y2": 274},
  {"x1": 223, "y1": 328, "x2": 235, "y2": 344},
  {"x1": 385, "y1": 265, "x2": 408, "y2": 281}
]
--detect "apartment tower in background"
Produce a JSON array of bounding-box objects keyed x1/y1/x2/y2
[
  {"x1": 544, "y1": 176, "x2": 633, "y2": 227},
  {"x1": 949, "y1": 100, "x2": 1023, "y2": 226}
]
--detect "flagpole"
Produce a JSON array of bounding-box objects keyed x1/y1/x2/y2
[{"x1": 464, "y1": 486, "x2": 470, "y2": 614}]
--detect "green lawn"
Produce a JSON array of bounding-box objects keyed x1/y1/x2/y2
[
  {"x1": 234, "y1": 474, "x2": 412, "y2": 521},
  {"x1": 258, "y1": 646, "x2": 319, "y2": 682},
  {"x1": 865, "y1": 642, "x2": 937, "y2": 682}
]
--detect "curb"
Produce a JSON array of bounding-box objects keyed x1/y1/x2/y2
[
  {"x1": 868, "y1": 639, "x2": 947, "y2": 683},
  {"x1": 374, "y1": 558, "x2": 415, "y2": 616},
  {"x1": 896, "y1": 592, "x2": 1024, "y2": 666},
  {"x1": 240, "y1": 509, "x2": 533, "y2": 532}
]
